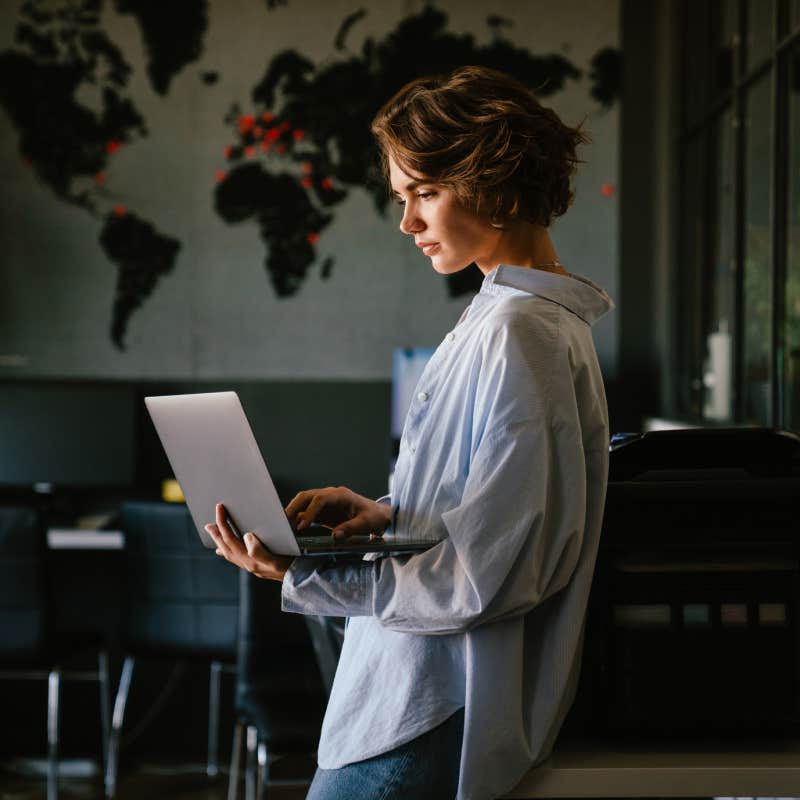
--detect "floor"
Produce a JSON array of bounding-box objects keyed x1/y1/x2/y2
[{"x1": 0, "y1": 757, "x2": 314, "y2": 800}]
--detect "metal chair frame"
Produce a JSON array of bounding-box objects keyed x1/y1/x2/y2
[
  {"x1": 227, "y1": 721, "x2": 275, "y2": 800},
  {"x1": 0, "y1": 650, "x2": 111, "y2": 800},
  {"x1": 104, "y1": 655, "x2": 235, "y2": 797},
  {"x1": 207, "y1": 659, "x2": 237, "y2": 777},
  {"x1": 225, "y1": 615, "x2": 344, "y2": 800}
]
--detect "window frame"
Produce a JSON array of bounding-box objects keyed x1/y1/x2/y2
[{"x1": 676, "y1": 0, "x2": 800, "y2": 428}]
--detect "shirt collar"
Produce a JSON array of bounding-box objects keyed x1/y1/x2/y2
[{"x1": 479, "y1": 264, "x2": 615, "y2": 326}]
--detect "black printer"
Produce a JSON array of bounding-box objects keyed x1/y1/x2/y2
[{"x1": 564, "y1": 427, "x2": 800, "y2": 738}]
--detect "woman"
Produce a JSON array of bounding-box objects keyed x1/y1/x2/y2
[{"x1": 206, "y1": 65, "x2": 614, "y2": 800}]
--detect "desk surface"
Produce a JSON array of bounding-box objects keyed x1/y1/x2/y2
[
  {"x1": 505, "y1": 738, "x2": 800, "y2": 798},
  {"x1": 47, "y1": 528, "x2": 125, "y2": 549}
]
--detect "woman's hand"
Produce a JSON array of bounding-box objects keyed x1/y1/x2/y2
[
  {"x1": 205, "y1": 503, "x2": 294, "y2": 581},
  {"x1": 285, "y1": 486, "x2": 392, "y2": 540}
]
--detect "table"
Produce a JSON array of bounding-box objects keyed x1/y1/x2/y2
[
  {"x1": 45, "y1": 528, "x2": 125, "y2": 642},
  {"x1": 506, "y1": 738, "x2": 800, "y2": 797}
]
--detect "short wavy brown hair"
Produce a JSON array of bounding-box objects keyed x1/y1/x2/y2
[{"x1": 370, "y1": 65, "x2": 589, "y2": 228}]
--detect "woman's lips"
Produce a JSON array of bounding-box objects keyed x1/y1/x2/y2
[{"x1": 420, "y1": 243, "x2": 440, "y2": 256}]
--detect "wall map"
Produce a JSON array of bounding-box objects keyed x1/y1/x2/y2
[{"x1": 0, "y1": 0, "x2": 619, "y2": 350}]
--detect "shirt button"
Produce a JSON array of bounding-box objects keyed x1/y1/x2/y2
[
  {"x1": 446, "y1": 332, "x2": 455, "y2": 343},
  {"x1": 417, "y1": 391, "x2": 429, "y2": 402},
  {"x1": 410, "y1": 445, "x2": 416, "y2": 453}
]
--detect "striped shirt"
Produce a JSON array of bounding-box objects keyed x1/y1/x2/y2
[{"x1": 282, "y1": 264, "x2": 615, "y2": 800}]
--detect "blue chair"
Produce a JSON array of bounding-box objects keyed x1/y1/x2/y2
[{"x1": 105, "y1": 501, "x2": 239, "y2": 797}]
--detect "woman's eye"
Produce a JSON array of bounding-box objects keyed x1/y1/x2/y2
[{"x1": 393, "y1": 191, "x2": 436, "y2": 206}]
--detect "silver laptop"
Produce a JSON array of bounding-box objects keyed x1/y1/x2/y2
[{"x1": 144, "y1": 391, "x2": 440, "y2": 557}]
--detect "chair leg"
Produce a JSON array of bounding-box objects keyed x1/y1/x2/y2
[
  {"x1": 208, "y1": 660, "x2": 222, "y2": 777},
  {"x1": 47, "y1": 669, "x2": 61, "y2": 800},
  {"x1": 105, "y1": 655, "x2": 135, "y2": 799},
  {"x1": 256, "y1": 740, "x2": 270, "y2": 800},
  {"x1": 245, "y1": 725, "x2": 258, "y2": 800},
  {"x1": 98, "y1": 650, "x2": 111, "y2": 776},
  {"x1": 227, "y1": 721, "x2": 245, "y2": 800}
]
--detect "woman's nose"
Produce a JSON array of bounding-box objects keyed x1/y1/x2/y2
[{"x1": 399, "y1": 206, "x2": 424, "y2": 236}]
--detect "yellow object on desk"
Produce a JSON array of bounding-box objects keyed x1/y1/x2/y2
[{"x1": 161, "y1": 478, "x2": 185, "y2": 503}]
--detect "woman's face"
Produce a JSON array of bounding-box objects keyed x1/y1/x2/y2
[{"x1": 389, "y1": 156, "x2": 501, "y2": 275}]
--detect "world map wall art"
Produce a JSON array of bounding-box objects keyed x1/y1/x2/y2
[{"x1": 0, "y1": 0, "x2": 619, "y2": 354}]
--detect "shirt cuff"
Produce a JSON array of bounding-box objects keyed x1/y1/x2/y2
[{"x1": 281, "y1": 556, "x2": 374, "y2": 617}]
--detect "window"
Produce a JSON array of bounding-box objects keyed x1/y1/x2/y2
[{"x1": 677, "y1": 0, "x2": 800, "y2": 429}]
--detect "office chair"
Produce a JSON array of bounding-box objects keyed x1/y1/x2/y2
[
  {"x1": 105, "y1": 501, "x2": 239, "y2": 798},
  {"x1": 0, "y1": 505, "x2": 111, "y2": 800},
  {"x1": 228, "y1": 570, "x2": 326, "y2": 800}
]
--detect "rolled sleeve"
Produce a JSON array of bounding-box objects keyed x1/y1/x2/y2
[
  {"x1": 367, "y1": 417, "x2": 586, "y2": 634},
  {"x1": 281, "y1": 556, "x2": 374, "y2": 617},
  {"x1": 281, "y1": 415, "x2": 585, "y2": 634}
]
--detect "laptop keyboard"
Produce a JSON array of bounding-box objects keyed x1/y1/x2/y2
[{"x1": 296, "y1": 534, "x2": 377, "y2": 549}]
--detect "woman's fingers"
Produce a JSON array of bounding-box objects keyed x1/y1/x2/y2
[
  {"x1": 284, "y1": 486, "x2": 346, "y2": 522},
  {"x1": 244, "y1": 532, "x2": 264, "y2": 558},
  {"x1": 296, "y1": 492, "x2": 337, "y2": 530},
  {"x1": 206, "y1": 516, "x2": 293, "y2": 582},
  {"x1": 206, "y1": 505, "x2": 248, "y2": 565},
  {"x1": 332, "y1": 512, "x2": 374, "y2": 539},
  {"x1": 244, "y1": 532, "x2": 276, "y2": 567},
  {"x1": 242, "y1": 533, "x2": 271, "y2": 578},
  {"x1": 215, "y1": 503, "x2": 244, "y2": 547},
  {"x1": 285, "y1": 489, "x2": 318, "y2": 523},
  {"x1": 287, "y1": 487, "x2": 354, "y2": 531},
  {"x1": 243, "y1": 532, "x2": 294, "y2": 579},
  {"x1": 205, "y1": 523, "x2": 229, "y2": 554}
]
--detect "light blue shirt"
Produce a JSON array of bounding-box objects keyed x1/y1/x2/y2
[{"x1": 282, "y1": 264, "x2": 615, "y2": 800}]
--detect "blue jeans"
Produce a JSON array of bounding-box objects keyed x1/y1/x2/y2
[{"x1": 306, "y1": 708, "x2": 465, "y2": 800}]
